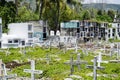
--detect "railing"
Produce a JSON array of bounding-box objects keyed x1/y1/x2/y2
[{"x1": 3, "y1": 43, "x2": 19, "y2": 48}]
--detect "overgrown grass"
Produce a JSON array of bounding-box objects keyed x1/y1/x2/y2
[{"x1": 0, "y1": 47, "x2": 120, "y2": 80}]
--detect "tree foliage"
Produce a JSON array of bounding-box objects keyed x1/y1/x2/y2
[
  {"x1": 0, "y1": 1, "x2": 17, "y2": 32},
  {"x1": 0, "y1": 0, "x2": 118, "y2": 33}
]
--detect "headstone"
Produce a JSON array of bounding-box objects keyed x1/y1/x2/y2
[
  {"x1": 56, "y1": 30, "x2": 60, "y2": 36},
  {"x1": 24, "y1": 60, "x2": 43, "y2": 80},
  {"x1": 50, "y1": 31, "x2": 54, "y2": 36}
]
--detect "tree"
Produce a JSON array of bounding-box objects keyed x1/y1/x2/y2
[
  {"x1": 83, "y1": 10, "x2": 91, "y2": 20},
  {"x1": 0, "y1": 1, "x2": 17, "y2": 32},
  {"x1": 107, "y1": 10, "x2": 115, "y2": 20}
]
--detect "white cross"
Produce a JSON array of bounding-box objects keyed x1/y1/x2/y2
[
  {"x1": 97, "y1": 52, "x2": 102, "y2": 67},
  {"x1": 91, "y1": 52, "x2": 108, "y2": 67},
  {"x1": 24, "y1": 60, "x2": 43, "y2": 80}
]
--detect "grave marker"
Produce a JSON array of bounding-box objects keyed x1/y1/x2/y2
[
  {"x1": 65, "y1": 54, "x2": 87, "y2": 75},
  {"x1": 0, "y1": 62, "x2": 17, "y2": 80},
  {"x1": 46, "y1": 53, "x2": 50, "y2": 65},
  {"x1": 87, "y1": 56, "x2": 105, "y2": 80},
  {"x1": 24, "y1": 60, "x2": 43, "y2": 80},
  {"x1": 5, "y1": 48, "x2": 10, "y2": 56}
]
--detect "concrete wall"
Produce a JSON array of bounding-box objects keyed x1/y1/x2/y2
[{"x1": 8, "y1": 23, "x2": 34, "y2": 45}]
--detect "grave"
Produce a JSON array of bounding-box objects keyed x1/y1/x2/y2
[
  {"x1": 64, "y1": 53, "x2": 87, "y2": 75},
  {"x1": 0, "y1": 60, "x2": 17, "y2": 80},
  {"x1": 24, "y1": 60, "x2": 43, "y2": 80},
  {"x1": 5, "y1": 48, "x2": 11, "y2": 56},
  {"x1": 86, "y1": 56, "x2": 105, "y2": 80},
  {"x1": 46, "y1": 53, "x2": 50, "y2": 65},
  {"x1": 19, "y1": 46, "x2": 26, "y2": 54},
  {"x1": 97, "y1": 52, "x2": 108, "y2": 67}
]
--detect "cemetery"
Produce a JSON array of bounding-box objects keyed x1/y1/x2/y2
[{"x1": 0, "y1": 41, "x2": 120, "y2": 80}]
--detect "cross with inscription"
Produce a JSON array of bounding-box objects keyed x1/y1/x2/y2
[{"x1": 24, "y1": 60, "x2": 43, "y2": 80}]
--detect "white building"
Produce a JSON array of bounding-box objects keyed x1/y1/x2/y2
[
  {"x1": 1, "y1": 23, "x2": 34, "y2": 48},
  {"x1": 106, "y1": 14, "x2": 120, "y2": 41},
  {"x1": 107, "y1": 23, "x2": 120, "y2": 40},
  {"x1": 8, "y1": 23, "x2": 34, "y2": 45},
  {"x1": 1, "y1": 33, "x2": 25, "y2": 48},
  {"x1": 0, "y1": 18, "x2": 2, "y2": 48}
]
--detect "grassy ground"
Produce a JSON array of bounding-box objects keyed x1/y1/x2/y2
[{"x1": 0, "y1": 47, "x2": 120, "y2": 80}]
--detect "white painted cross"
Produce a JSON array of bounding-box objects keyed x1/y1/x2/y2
[
  {"x1": 24, "y1": 60, "x2": 43, "y2": 80},
  {"x1": 92, "y1": 52, "x2": 108, "y2": 67},
  {"x1": 97, "y1": 52, "x2": 102, "y2": 67},
  {"x1": 87, "y1": 56, "x2": 105, "y2": 80}
]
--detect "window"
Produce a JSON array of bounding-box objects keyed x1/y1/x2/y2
[
  {"x1": 28, "y1": 33, "x2": 33, "y2": 38},
  {"x1": 28, "y1": 25, "x2": 32, "y2": 31},
  {"x1": 14, "y1": 40, "x2": 18, "y2": 43},
  {"x1": 108, "y1": 34, "x2": 110, "y2": 38},
  {"x1": 8, "y1": 40, "x2": 12, "y2": 43},
  {"x1": 43, "y1": 27, "x2": 46, "y2": 32},
  {"x1": 113, "y1": 29, "x2": 115, "y2": 32},
  {"x1": 118, "y1": 24, "x2": 119, "y2": 27},
  {"x1": 112, "y1": 33, "x2": 114, "y2": 37},
  {"x1": 109, "y1": 29, "x2": 110, "y2": 33}
]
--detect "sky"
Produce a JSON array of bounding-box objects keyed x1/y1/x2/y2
[{"x1": 82, "y1": 0, "x2": 120, "y2": 4}]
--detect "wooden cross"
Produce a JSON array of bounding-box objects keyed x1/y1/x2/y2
[
  {"x1": 65, "y1": 53, "x2": 87, "y2": 75},
  {"x1": 86, "y1": 56, "x2": 105, "y2": 80},
  {"x1": 24, "y1": 60, "x2": 43, "y2": 80},
  {"x1": 46, "y1": 53, "x2": 50, "y2": 65}
]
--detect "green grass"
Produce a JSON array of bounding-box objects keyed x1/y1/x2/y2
[{"x1": 1, "y1": 47, "x2": 120, "y2": 80}]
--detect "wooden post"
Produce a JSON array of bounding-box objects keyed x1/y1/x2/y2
[
  {"x1": 70, "y1": 57, "x2": 74, "y2": 75},
  {"x1": 93, "y1": 56, "x2": 97, "y2": 80}
]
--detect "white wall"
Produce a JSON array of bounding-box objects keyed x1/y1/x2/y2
[{"x1": 8, "y1": 23, "x2": 34, "y2": 45}]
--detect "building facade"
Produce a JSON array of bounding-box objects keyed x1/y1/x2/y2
[
  {"x1": 106, "y1": 14, "x2": 120, "y2": 40},
  {"x1": 61, "y1": 20, "x2": 108, "y2": 42}
]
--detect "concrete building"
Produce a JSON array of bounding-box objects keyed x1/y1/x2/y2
[
  {"x1": 107, "y1": 14, "x2": 120, "y2": 40},
  {"x1": 28, "y1": 20, "x2": 49, "y2": 42},
  {"x1": 60, "y1": 20, "x2": 108, "y2": 42},
  {"x1": 1, "y1": 23, "x2": 34, "y2": 48},
  {"x1": 8, "y1": 23, "x2": 34, "y2": 45}
]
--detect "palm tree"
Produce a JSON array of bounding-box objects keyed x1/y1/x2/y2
[{"x1": 66, "y1": 0, "x2": 82, "y2": 13}]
